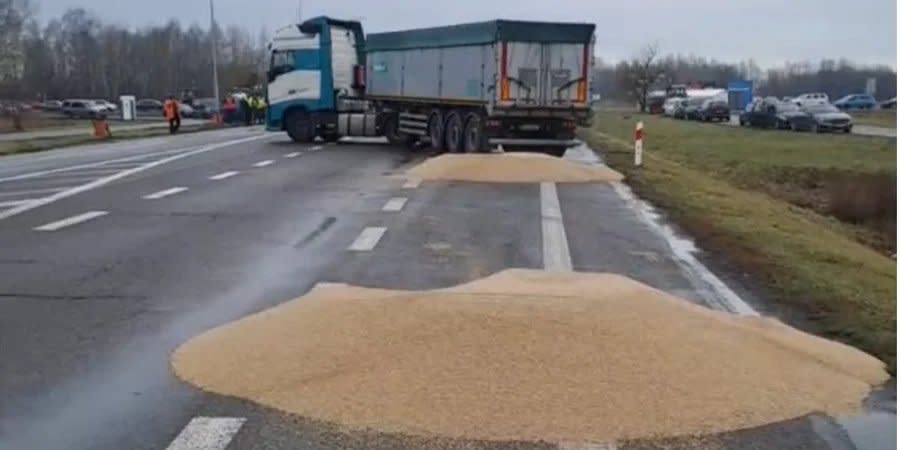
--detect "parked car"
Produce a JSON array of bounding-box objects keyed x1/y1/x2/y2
[
  {"x1": 178, "y1": 103, "x2": 196, "y2": 117},
  {"x1": 192, "y1": 97, "x2": 218, "y2": 119},
  {"x1": 96, "y1": 100, "x2": 118, "y2": 113},
  {"x1": 662, "y1": 97, "x2": 682, "y2": 117},
  {"x1": 61, "y1": 99, "x2": 107, "y2": 119},
  {"x1": 880, "y1": 97, "x2": 896, "y2": 109},
  {"x1": 698, "y1": 99, "x2": 731, "y2": 122},
  {"x1": 672, "y1": 98, "x2": 690, "y2": 119},
  {"x1": 803, "y1": 103, "x2": 853, "y2": 133},
  {"x1": 683, "y1": 96, "x2": 708, "y2": 120},
  {"x1": 773, "y1": 102, "x2": 816, "y2": 131},
  {"x1": 40, "y1": 100, "x2": 63, "y2": 111},
  {"x1": 792, "y1": 92, "x2": 829, "y2": 108},
  {"x1": 740, "y1": 97, "x2": 813, "y2": 130},
  {"x1": 833, "y1": 94, "x2": 878, "y2": 110},
  {"x1": 136, "y1": 99, "x2": 164, "y2": 112},
  {"x1": 647, "y1": 94, "x2": 667, "y2": 114}
]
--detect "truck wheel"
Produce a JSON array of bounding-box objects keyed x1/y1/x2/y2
[
  {"x1": 547, "y1": 146, "x2": 568, "y2": 158},
  {"x1": 427, "y1": 110, "x2": 445, "y2": 151},
  {"x1": 444, "y1": 111, "x2": 464, "y2": 153},
  {"x1": 463, "y1": 113, "x2": 486, "y2": 153},
  {"x1": 286, "y1": 110, "x2": 314, "y2": 143}
]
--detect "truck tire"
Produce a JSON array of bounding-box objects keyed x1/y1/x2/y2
[
  {"x1": 427, "y1": 109, "x2": 445, "y2": 151},
  {"x1": 444, "y1": 111, "x2": 464, "y2": 153},
  {"x1": 463, "y1": 112, "x2": 486, "y2": 153},
  {"x1": 286, "y1": 110, "x2": 314, "y2": 143}
]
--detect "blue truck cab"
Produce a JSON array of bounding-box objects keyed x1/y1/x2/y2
[{"x1": 266, "y1": 17, "x2": 365, "y2": 140}]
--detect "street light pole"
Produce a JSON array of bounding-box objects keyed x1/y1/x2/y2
[{"x1": 209, "y1": 0, "x2": 221, "y2": 112}]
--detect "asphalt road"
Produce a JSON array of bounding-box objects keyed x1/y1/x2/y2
[
  {"x1": 0, "y1": 118, "x2": 207, "y2": 142},
  {"x1": 0, "y1": 130, "x2": 894, "y2": 450}
]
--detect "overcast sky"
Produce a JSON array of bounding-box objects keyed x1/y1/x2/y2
[{"x1": 37, "y1": 0, "x2": 897, "y2": 69}]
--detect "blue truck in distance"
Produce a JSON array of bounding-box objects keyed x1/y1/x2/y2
[{"x1": 266, "y1": 17, "x2": 595, "y2": 155}]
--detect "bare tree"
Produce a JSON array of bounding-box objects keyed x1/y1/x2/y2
[{"x1": 620, "y1": 43, "x2": 665, "y2": 112}]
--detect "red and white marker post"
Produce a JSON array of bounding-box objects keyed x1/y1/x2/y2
[{"x1": 634, "y1": 121, "x2": 644, "y2": 167}]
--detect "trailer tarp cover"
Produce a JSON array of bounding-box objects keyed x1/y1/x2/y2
[{"x1": 365, "y1": 20, "x2": 595, "y2": 52}]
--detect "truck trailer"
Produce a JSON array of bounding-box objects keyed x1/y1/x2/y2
[{"x1": 265, "y1": 17, "x2": 595, "y2": 155}]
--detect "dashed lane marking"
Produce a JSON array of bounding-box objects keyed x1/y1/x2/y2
[
  {"x1": 540, "y1": 182, "x2": 573, "y2": 272},
  {"x1": 143, "y1": 187, "x2": 189, "y2": 200},
  {"x1": 309, "y1": 145, "x2": 323, "y2": 151},
  {"x1": 0, "y1": 134, "x2": 270, "y2": 221},
  {"x1": 284, "y1": 152, "x2": 301, "y2": 158},
  {"x1": 164, "y1": 417, "x2": 246, "y2": 450},
  {"x1": 253, "y1": 160, "x2": 274, "y2": 167},
  {"x1": 348, "y1": 226, "x2": 387, "y2": 251},
  {"x1": 402, "y1": 178, "x2": 421, "y2": 189},
  {"x1": 382, "y1": 197, "x2": 408, "y2": 212},
  {"x1": 34, "y1": 211, "x2": 108, "y2": 231},
  {"x1": 209, "y1": 171, "x2": 239, "y2": 180}
]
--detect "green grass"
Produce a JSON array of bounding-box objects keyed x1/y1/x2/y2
[
  {"x1": 0, "y1": 124, "x2": 215, "y2": 156},
  {"x1": 580, "y1": 111, "x2": 897, "y2": 370},
  {"x1": 0, "y1": 116, "x2": 87, "y2": 134},
  {"x1": 852, "y1": 109, "x2": 897, "y2": 129}
]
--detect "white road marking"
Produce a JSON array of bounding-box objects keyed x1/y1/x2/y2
[
  {"x1": 0, "y1": 134, "x2": 269, "y2": 221},
  {"x1": 253, "y1": 160, "x2": 274, "y2": 167},
  {"x1": 284, "y1": 152, "x2": 301, "y2": 158},
  {"x1": 0, "y1": 147, "x2": 195, "y2": 184},
  {"x1": 382, "y1": 197, "x2": 408, "y2": 212},
  {"x1": 165, "y1": 417, "x2": 246, "y2": 450},
  {"x1": 540, "y1": 182, "x2": 573, "y2": 271},
  {"x1": 0, "y1": 199, "x2": 34, "y2": 208},
  {"x1": 209, "y1": 171, "x2": 239, "y2": 180},
  {"x1": 402, "y1": 178, "x2": 422, "y2": 189},
  {"x1": 348, "y1": 226, "x2": 387, "y2": 251},
  {"x1": 611, "y1": 182, "x2": 758, "y2": 316},
  {"x1": 0, "y1": 187, "x2": 67, "y2": 198},
  {"x1": 313, "y1": 281, "x2": 350, "y2": 290},
  {"x1": 309, "y1": 145, "x2": 322, "y2": 151},
  {"x1": 34, "y1": 211, "x2": 108, "y2": 231},
  {"x1": 143, "y1": 187, "x2": 188, "y2": 200}
]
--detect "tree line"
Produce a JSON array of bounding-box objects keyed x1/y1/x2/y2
[
  {"x1": 1, "y1": 1, "x2": 267, "y2": 101},
  {"x1": 595, "y1": 46, "x2": 897, "y2": 111}
]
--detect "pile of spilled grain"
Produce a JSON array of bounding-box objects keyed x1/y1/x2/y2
[
  {"x1": 171, "y1": 269, "x2": 887, "y2": 443},
  {"x1": 405, "y1": 153, "x2": 624, "y2": 183}
]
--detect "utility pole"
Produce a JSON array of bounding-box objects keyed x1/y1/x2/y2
[{"x1": 209, "y1": 0, "x2": 221, "y2": 112}]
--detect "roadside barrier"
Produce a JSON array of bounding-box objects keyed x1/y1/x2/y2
[{"x1": 634, "y1": 121, "x2": 643, "y2": 166}]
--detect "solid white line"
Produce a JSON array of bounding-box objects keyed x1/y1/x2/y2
[
  {"x1": 402, "y1": 178, "x2": 422, "y2": 189},
  {"x1": 143, "y1": 187, "x2": 188, "y2": 200},
  {"x1": 253, "y1": 160, "x2": 274, "y2": 167},
  {"x1": 309, "y1": 145, "x2": 322, "y2": 151},
  {"x1": 540, "y1": 182, "x2": 573, "y2": 271},
  {"x1": 348, "y1": 226, "x2": 387, "y2": 251},
  {"x1": 559, "y1": 442, "x2": 618, "y2": 450},
  {"x1": 209, "y1": 171, "x2": 239, "y2": 180},
  {"x1": 284, "y1": 152, "x2": 301, "y2": 158},
  {"x1": 0, "y1": 147, "x2": 195, "y2": 183},
  {"x1": 0, "y1": 134, "x2": 269, "y2": 221},
  {"x1": 0, "y1": 187, "x2": 67, "y2": 198},
  {"x1": 0, "y1": 199, "x2": 34, "y2": 208},
  {"x1": 165, "y1": 417, "x2": 246, "y2": 450},
  {"x1": 611, "y1": 182, "x2": 758, "y2": 316},
  {"x1": 382, "y1": 197, "x2": 408, "y2": 212},
  {"x1": 34, "y1": 211, "x2": 108, "y2": 231}
]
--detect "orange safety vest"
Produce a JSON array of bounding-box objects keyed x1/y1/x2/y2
[{"x1": 164, "y1": 99, "x2": 179, "y2": 120}]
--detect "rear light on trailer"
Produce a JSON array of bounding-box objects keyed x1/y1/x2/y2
[
  {"x1": 500, "y1": 42, "x2": 510, "y2": 101},
  {"x1": 563, "y1": 121, "x2": 576, "y2": 130}
]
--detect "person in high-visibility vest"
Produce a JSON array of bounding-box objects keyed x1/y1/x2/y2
[
  {"x1": 163, "y1": 95, "x2": 181, "y2": 134},
  {"x1": 252, "y1": 95, "x2": 267, "y2": 124}
]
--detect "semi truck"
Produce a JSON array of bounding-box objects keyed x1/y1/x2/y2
[{"x1": 265, "y1": 17, "x2": 595, "y2": 155}]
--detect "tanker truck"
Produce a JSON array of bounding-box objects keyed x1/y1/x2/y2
[{"x1": 265, "y1": 16, "x2": 595, "y2": 155}]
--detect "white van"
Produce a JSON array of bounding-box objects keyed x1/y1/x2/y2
[{"x1": 793, "y1": 93, "x2": 830, "y2": 108}]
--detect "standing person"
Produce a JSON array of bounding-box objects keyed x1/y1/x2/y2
[
  {"x1": 163, "y1": 95, "x2": 181, "y2": 134},
  {"x1": 253, "y1": 94, "x2": 266, "y2": 124},
  {"x1": 239, "y1": 95, "x2": 252, "y2": 126},
  {"x1": 222, "y1": 96, "x2": 236, "y2": 125}
]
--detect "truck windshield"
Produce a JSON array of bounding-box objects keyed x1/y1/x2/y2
[{"x1": 269, "y1": 51, "x2": 295, "y2": 81}]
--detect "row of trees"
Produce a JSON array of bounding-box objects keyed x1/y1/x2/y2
[
  {"x1": 596, "y1": 45, "x2": 897, "y2": 111},
  {"x1": 1, "y1": 1, "x2": 267, "y2": 101}
]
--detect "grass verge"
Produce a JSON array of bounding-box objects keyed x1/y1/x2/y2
[
  {"x1": 852, "y1": 110, "x2": 897, "y2": 129},
  {"x1": 580, "y1": 111, "x2": 896, "y2": 370},
  {"x1": 0, "y1": 124, "x2": 216, "y2": 156}
]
